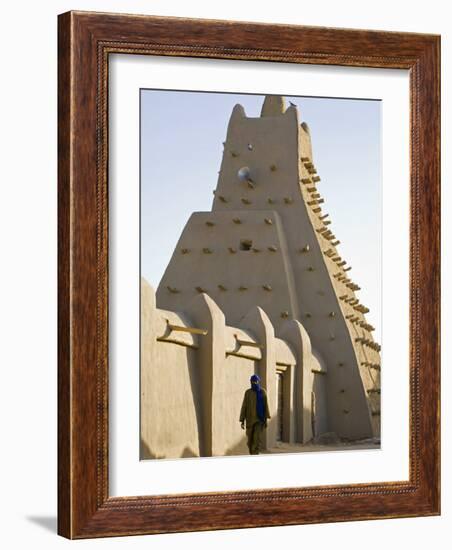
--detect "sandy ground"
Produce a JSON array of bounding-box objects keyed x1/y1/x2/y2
[{"x1": 263, "y1": 438, "x2": 381, "y2": 454}]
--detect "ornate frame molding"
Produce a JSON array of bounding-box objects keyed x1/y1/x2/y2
[{"x1": 58, "y1": 11, "x2": 440, "y2": 538}]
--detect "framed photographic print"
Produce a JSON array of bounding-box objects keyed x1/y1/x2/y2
[
  {"x1": 58, "y1": 11, "x2": 440, "y2": 538},
  {"x1": 138, "y1": 88, "x2": 382, "y2": 463}
]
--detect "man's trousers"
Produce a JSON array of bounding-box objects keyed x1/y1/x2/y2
[{"x1": 246, "y1": 421, "x2": 265, "y2": 454}]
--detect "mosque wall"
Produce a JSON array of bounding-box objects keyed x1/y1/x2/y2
[
  {"x1": 155, "y1": 95, "x2": 381, "y2": 442},
  {"x1": 141, "y1": 278, "x2": 319, "y2": 459}
]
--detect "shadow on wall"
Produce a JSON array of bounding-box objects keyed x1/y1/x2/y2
[
  {"x1": 141, "y1": 421, "x2": 270, "y2": 459},
  {"x1": 141, "y1": 409, "x2": 318, "y2": 460},
  {"x1": 140, "y1": 438, "x2": 199, "y2": 460},
  {"x1": 141, "y1": 398, "x2": 330, "y2": 460}
]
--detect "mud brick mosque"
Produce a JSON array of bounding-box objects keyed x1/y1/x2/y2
[{"x1": 141, "y1": 95, "x2": 381, "y2": 459}]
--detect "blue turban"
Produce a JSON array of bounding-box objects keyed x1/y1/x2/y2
[{"x1": 250, "y1": 374, "x2": 266, "y2": 422}]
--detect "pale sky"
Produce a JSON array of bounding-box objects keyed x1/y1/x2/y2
[{"x1": 140, "y1": 90, "x2": 381, "y2": 342}]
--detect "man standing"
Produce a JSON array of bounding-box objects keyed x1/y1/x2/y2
[{"x1": 240, "y1": 374, "x2": 271, "y2": 455}]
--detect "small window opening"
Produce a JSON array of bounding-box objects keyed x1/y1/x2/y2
[{"x1": 240, "y1": 239, "x2": 253, "y2": 251}]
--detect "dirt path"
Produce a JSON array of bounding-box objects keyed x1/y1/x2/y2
[{"x1": 264, "y1": 438, "x2": 380, "y2": 454}]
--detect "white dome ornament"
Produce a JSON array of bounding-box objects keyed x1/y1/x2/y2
[{"x1": 237, "y1": 166, "x2": 255, "y2": 189}]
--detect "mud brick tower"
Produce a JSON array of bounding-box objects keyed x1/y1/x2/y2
[{"x1": 145, "y1": 95, "x2": 380, "y2": 457}]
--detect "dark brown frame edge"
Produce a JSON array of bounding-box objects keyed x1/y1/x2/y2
[{"x1": 58, "y1": 10, "x2": 440, "y2": 539}]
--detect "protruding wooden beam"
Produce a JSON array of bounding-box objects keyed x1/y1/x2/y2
[
  {"x1": 167, "y1": 321, "x2": 208, "y2": 336},
  {"x1": 354, "y1": 304, "x2": 370, "y2": 313}
]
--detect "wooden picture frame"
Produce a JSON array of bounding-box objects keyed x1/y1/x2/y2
[{"x1": 58, "y1": 10, "x2": 440, "y2": 539}]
